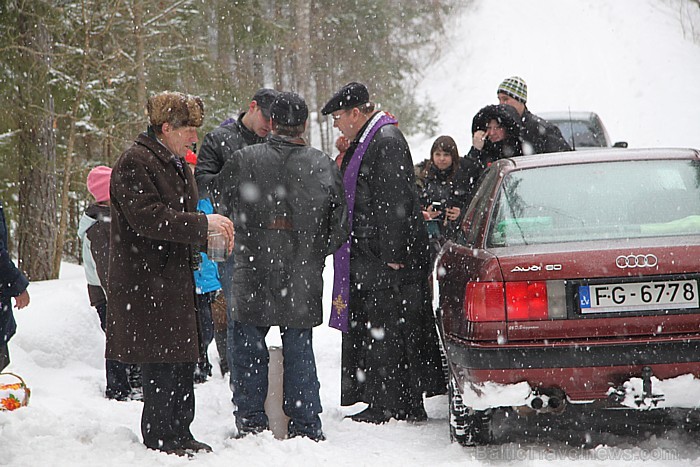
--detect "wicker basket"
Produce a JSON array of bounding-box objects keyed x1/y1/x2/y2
[{"x1": 0, "y1": 372, "x2": 31, "y2": 411}]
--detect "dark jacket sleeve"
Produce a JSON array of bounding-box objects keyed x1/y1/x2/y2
[
  {"x1": 211, "y1": 150, "x2": 243, "y2": 220},
  {"x1": 368, "y1": 131, "x2": 421, "y2": 264},
  {"x1": 195, "y1": 129, "x2": 228, "y2": 198},
  {"x1": 523, "y1": 111, "x2": 572, "y2": 154},
  {"x1": 86, "y1": 214, "x2": 111, "y2": 292},
  {"x1": 458, "y1": 151, "x2": 488, "y2": 204},
  {"x1": 0, "y1": 205, "x2": 29, "y2": 301},
  {"x1": 543, "y1": 121, "x2": 572, "y2": 153}
]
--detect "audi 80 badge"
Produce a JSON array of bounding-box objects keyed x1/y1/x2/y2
[{"x1": 436, "y1": 148, "x2": 700, "y2": 446}]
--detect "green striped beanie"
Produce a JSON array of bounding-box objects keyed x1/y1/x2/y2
[{"x1": 497, "y1": 76, "x2": 527, "y2": 104}]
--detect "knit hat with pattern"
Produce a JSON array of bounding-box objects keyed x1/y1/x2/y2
[{"x1": 497, "y1": 76, "x2": 528, "y2": 104}]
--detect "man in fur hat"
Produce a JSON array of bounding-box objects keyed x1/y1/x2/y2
[{"x1": 106, "y1": 91, "x2": 234, "y2": 456}]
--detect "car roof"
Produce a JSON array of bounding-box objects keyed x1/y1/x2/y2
[
  {"x1": 538, "y1": 111, "x2": 599, "y2": 121},
  {"x1": 497, "y1": 148, "x2": 700, "y2": 170}
]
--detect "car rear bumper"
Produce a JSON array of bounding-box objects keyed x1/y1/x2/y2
[{"x1": 446, "y1": 336, "x2": 700, "y2": 402}]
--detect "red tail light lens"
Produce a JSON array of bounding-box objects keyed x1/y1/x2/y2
[
  {"x1": 464, "y1": 281, "x2": 550, "y2": 322},
  {"x1": 506, "y1": 281, "x2": 548, "y2": 320},
  {"x1": 464, "y1": 282, "x2": 505, "y2": 322}
]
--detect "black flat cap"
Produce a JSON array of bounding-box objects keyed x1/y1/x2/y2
[
  {"x1": 321, "y1": 82, "x2": 370, "y2": 115},
  {"x1": 270, "y1": 92, "x2": 308, "y2": 126},
  {"x1": 253, "y1": 88, "x2": 279, "y2": 118}
]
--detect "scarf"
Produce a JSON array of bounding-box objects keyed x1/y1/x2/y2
[{"x1": 329, "y1": 111, "x2": 398, "y2": 332}]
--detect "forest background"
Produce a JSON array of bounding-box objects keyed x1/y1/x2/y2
[
  {"x1": 0, "y1": 0, "x2": 458, "y2": 281},
  {"x1": 1, "y1": 0, "x2": 698, "y2": 284}
]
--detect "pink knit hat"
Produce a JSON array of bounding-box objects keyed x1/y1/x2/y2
[{"x1": 87, "y1": 165, "x2": 112, "y2": 202}]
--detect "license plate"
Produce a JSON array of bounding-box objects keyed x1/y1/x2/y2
[{"x1": 579, "y1": 280, "x2": 699, "y2": 313}]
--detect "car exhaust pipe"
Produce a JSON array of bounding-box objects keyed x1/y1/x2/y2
[
  {"x1": 527, "y1": 388, "x2": 567, "y2": 413},
  {"x1": 548, "y1": 396, "x2": 562, "y2": 409},
  {"x1": 530, "y1": 397, "x2": 544, "y2": 410}
]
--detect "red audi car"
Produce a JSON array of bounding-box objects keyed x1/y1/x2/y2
[{"x1": 437, "y1": 148, "x2": 700, "y2": 445}]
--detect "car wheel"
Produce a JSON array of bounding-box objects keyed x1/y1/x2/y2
[{"x1": 449, "y1": 376, "x2": 493, "y2": 446}]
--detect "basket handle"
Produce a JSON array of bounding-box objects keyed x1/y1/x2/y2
[{"x1": 0, "y1": 372, "x2": 26, "y2": 387}]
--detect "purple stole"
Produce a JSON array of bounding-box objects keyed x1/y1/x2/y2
[{"x1": 329, "y1": 112, "x2": 398, "y2": 332}]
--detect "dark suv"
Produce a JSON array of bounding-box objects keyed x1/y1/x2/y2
[{"x1": 437, "y1": 148, "x2": 700, "y2": 445}]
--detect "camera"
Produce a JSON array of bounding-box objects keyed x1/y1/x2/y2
[{"x1": 431, "y1": 201, "x2": 443, "y2": 210}]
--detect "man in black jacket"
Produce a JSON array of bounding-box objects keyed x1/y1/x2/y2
[
  {"x1": 212, "y1": 92, "x2": 348, "y2": 441},
  {"x1": 194, "y1": 87, "x2": 277, "y2": 397},
  {"x1": 322, "y1": 82, "x2": 445, "y2": 424},
  {"x1": 496, "y1": 76, "x2": 571, "y2": 155},
  {"x1": 196, "y1": 88, "x2": 278, "y2": 205}
]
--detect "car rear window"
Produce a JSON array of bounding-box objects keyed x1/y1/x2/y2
[
  {"x1": 488, "y1": 159, "x2": 700, "y2": 246},
  {"x1": 552, "y1": 119, "x2": 607, "y2": 147}
]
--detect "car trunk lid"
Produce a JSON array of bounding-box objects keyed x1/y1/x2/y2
[{"x1": 494, "y1": 238, "x2": 700, "y2": 341}]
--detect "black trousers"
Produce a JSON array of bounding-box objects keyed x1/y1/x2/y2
[
  {"x1": 140, "y1": 362, "x2": 196, "y2": 451},
  {"x1": 341, "y1": 281, "x2": 445, "y2": 411},
  {"x1": 95, "y1": 303, "x2": 132, "y2": 398},
  {"x1": 0, "y1": 343, "x2": 9, "y2": 371}
]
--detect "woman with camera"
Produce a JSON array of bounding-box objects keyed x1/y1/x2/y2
[{"x1": 414, "y1": 135, "x2": 469, "y2": 260}]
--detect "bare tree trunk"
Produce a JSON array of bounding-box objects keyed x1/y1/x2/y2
[
  {"x1": 53, "y1": 0, "x2": 91, "y2": 274},
  {"x1": 16, "y1": 9, "x2": 58, "y2": 281},
  {"x1": 216, "y1": 1, "x2": 233, "y2": 75},
  {"x1": 133, "y1": 1, "x2": 147, "y2": 109},
  {"x1": 293, "y1": 0, "x2": 311, "y2": 142}
]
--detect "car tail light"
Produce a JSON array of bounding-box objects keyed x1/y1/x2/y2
[
  {"x1": 464, "y1": 280, "x2": 556, "y2": 322},
  {"x1": 464, "y1": 282, "x2": 505, "y2": 321},
  {"x1": 506, "y1": 281, "x2": 549, "y2": 320}
]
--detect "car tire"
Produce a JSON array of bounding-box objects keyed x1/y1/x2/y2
[{"x1": 449, "y1": 376, "x2": 493, "y2": 446}]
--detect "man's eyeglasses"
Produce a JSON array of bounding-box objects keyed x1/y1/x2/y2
[{"x1": 332, "y1": 108, "x2": 355, "y2": 121}]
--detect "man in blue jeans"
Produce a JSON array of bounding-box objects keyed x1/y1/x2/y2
[
  {"x1": 212, "y1": 92, "x2": 348, "y2": 440},
  {"x1": 195, "y1": 88, "x2": 278, "y2": 391}
]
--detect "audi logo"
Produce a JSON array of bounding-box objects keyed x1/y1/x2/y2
[{"x1": 615, "y1": 254, "x2": 658, "y2": 269}]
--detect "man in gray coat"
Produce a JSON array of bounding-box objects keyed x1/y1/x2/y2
[
  {"x1": 107, "y1": 91, "x2": 234, "y2": 456},
  {"x1": 213, "y1": 92, "x2": 348, "y2": 441},
  {"x1": 195, "y1": 88, "x2": 278, "y2": 387}
]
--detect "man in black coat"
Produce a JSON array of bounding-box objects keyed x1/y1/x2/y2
[
  {"x1": 212, "y1": 92, "x2": 348, "y2": 441},
  {"x1": 0, "y1": 201, "x2": 29, "y2": 371},
  {"x1": 496, "y1": 76, "x2": 571, "y2": 155},
  {"x1": 195, "y1": 87, "x2": 278, "y2": 402},
  {"x1": 195, "y1": 88, "x2": 278, "y2": 202},
  {"x1": 322, "y1": 82, "x2": 445, "y2": 424}
]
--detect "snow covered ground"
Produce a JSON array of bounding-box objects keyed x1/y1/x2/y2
[
  {"x1": 7, "y1": 263, "x2": 700, "y2": 467},
  {"x1": 3, "y1": 0, "x2": 700, "y2": 465}
]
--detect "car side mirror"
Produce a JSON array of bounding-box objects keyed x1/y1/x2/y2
[{"x1": 613, "y1": 141, "x2": 628, "y2": 148}]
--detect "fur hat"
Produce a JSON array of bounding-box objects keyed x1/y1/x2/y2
[
  {"x1": 87, "y1": 165, "x2": 112, "y2": 202},
  {"x1": 472, "y1": 104, "x2": 521, "y2": 137},
  {"x1": 147, "y1": 91, "x2": 204, "y2": 128},
  {"x1": 497, "y1": 76, "x2": 528, "y2": 104},
  {"x1": 321, "y1": 82, "x2": 370, "y2": 115}
]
